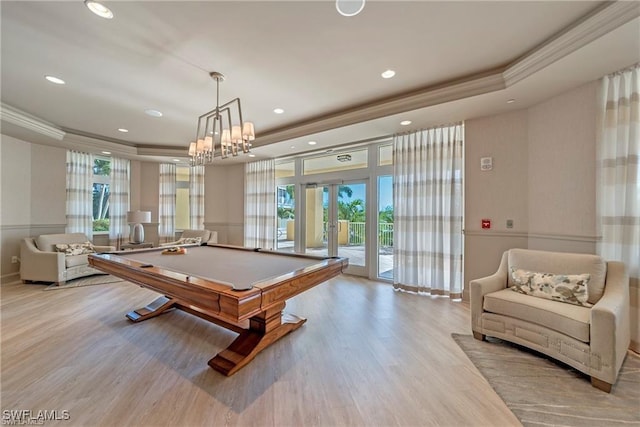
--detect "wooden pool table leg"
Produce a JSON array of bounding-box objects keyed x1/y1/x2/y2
[
  {"x1": 126, "y1": 296, "x2": 177, "y2": 322},
  {"x1": 208, "y1": 302, "x2": 306, "y2": 376}
]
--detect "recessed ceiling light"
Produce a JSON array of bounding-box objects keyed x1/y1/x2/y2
[
  {"x1": 173, "y1": 159, "x2": 180, "y2": 162},
  {"x1": 336, "y1": 0, "x2": 366, "y2": 17},
  {"x1": 308, "y1": 141, "x2": 317, "y2": 145},
  {"x1": 381, "y1": 70, "x2": 396, "y2": 79},
  {"x1": 400, "y1": 120, "x2": 412, "y2": 126},
  {"x1": 144, "y1": 109, "x2": 163, "y2": 118},
  {"x1": 101, "y1": 151, "x2": 111, "y2": 155},
  {"x1": 84, "y1": 0, "x2": 114, "y2": 19},
  {"x1": 507, "y1": 99, "x2": 516, "y2": 104},
  {"x1": 117, "y1": 128, "x2": 128, "y2": 133},
  {"x1": 274, "y1": 108, "x2": 284, "y2": 114},
  {"x1": 45, "y1": 75, "x2": 65, "y2": 85},
  {"x1": 248, "y1": 154, "x2": 256, "y2": 158},
  {"x1": 290, "y1": 146, "x2": 296, "y2": 149}
]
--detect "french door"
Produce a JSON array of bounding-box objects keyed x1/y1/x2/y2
[{"x1": 303, "y1": 181, "x2": 367, "y2": 276}]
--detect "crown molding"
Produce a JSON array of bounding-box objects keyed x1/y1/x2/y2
[
  {"x1": 0, "y1": 103, "x2": 65, "y2": 141},
  {"x1": 62, "y1": 133, "x2": 138, "y2": 158},
  {"x1": 136, "y1": 146, "x2": 189, "y2": 157},
  {"x1": 256, "y1": 71, "x2": 506, "y2": 147},
  {"x1": 504, "y1": 1, "x2": 640, "y2": 86}
]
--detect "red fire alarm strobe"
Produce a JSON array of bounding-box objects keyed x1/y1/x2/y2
[{"x1": 481, "y1": 219, "x2": 491, "y2": 229}]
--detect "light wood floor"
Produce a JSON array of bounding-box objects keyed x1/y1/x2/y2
[{"x1": 1, "y1": 275, "x2": 521, "y2": 427}]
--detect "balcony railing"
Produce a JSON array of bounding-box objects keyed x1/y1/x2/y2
[
  {"x1": 326, "y1": 222, "x2": 394, "y2": 247},
  {"x1": 278, "y1": 221, "x2": 394, "y2": 248}
]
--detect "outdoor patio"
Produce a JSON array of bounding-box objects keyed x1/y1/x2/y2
[{"x1": 276, "y1": 238, "x2": 393, "y2": 280}]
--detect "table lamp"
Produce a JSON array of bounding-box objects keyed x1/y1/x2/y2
[{"x1": 127, "y1": 211, "x2": 151, "y2": 244}]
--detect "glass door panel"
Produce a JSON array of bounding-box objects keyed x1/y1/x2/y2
[
  {"x1": 302, "y1": 182, "x2": 368, "y2": 276},
  {"x1": 304, "y1": 185, "x2": 330, "y2": 258},
  {"x1": 337, "y1": 182, "x2": 366, "y2": 270},
  {"x1": 276, "y1": 184, "x2": 295, "y2": 252}
]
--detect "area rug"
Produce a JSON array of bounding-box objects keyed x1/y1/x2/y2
[
  {"x1": 44, "y1": 274, "x2": 125, "y2": 290},
  {"x1": 452, "y1": 333, "x2": 640, "y2": 427}
]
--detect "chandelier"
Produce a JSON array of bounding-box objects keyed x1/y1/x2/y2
[{"x1": 189, "y1": 71, "x2": 255, "y2": 165}]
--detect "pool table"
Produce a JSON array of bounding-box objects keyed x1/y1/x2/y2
[{"x1": 88, "y1": 244, "x2": 348, "y2": 376}]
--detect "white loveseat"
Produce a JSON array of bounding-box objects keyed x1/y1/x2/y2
[
  {"x1": 470, "y1": 248, "x2": 630, "y2": 392},
  {"x1": 20, "y1": 233, "x2": 116, "y2": 286}
]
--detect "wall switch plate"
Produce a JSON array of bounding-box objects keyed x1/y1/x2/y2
[
  {"x1": 506, "y1": 219, "x2": 514, "y2": 229},
  {"x1": 11, "y1": 256, "x2": 18, "y2": 264}
]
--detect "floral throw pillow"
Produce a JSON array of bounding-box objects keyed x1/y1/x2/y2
[
  {"x1": 176, "y1": 237, "x2": 202, "y2": 245},
  {"x1": 510, "y1": 267, "x2": 592, "y2": 307},
  {"x1": 55, "y1": 241, "x2": 96, "y2": 256}
]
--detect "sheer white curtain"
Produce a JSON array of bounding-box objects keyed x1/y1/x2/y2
[
  {"x1": 108, "y1": 157, "x2": 130, "y2": 247},
  {"x1": 189, "y1": 165, "x2": 205, "y2": 229},
  {"x1": 393, "y1": 124, "x2": 464, "y2": 298},
  {"x1": 66, "y1": 150, "x2": 94, "y2": 237},
  {"x1": 244, "y1": 159, "x2": 276, "y2": 249},
  {"x1": 597, "y1": 64, "x2": 639, "y2": 285},
  {"x1": 159, "y1": 163, "x2": 176, "y2": 243}
]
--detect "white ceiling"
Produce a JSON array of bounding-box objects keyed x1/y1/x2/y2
[{"x1": 1, "y1": 1, "x2": 639, "y2": 164}]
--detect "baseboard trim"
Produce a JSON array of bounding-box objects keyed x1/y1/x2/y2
[
  {"x1": 630, "y1": 340, "x2": 640, "y2": 354},
  {"x1": 1, "y1": 272, "x2": 20, "y2": 285}
]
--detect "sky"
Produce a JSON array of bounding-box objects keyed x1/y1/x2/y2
[{"x1": 328, "y1": 177, "x2": 393, "y2": 211}]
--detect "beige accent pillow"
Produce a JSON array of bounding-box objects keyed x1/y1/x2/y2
[
  {"x1": 55, "y1": 241, "x2": 96, "y2": 256},
  {"x1": 510, "y1": 267, "x2": 592, "y2": 307}
]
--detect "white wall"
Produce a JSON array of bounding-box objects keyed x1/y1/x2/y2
[
  {"x1": 464, "y1": 109, "x2": 530, "y2": 297},
  {"x1": 203, "y1": 163, "x2": 245, "y2": 245},
  {"x1": 0, "y1": 135, "x2": 67, "y2": 281},
  {"x1": 527, "y1": 81, "x2": 598, "y2": 253}
]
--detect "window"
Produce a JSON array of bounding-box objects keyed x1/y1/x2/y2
[
  {"x1": 276, "y1": 160, "x2": 295, "y2": 178},
  {"x1": 379, "y1": 144, "x2": 393, "y2": 166},
  {"x1": 92, "y1": 158, "x2": 111, "y2": 232}
]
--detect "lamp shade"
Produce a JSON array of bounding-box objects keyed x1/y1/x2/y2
[
  {"x1": 127, "y1": 211, "x2": 151, "y2": 224},
  {"x1": 203, "y1": 136, "x2": 213, "y2": 151},
  {"x1": 242, "y1": 122, "x2": 255, "y2": 141},
  {"x1": 231, "y1": 125, "x2": 242, "y2": 143}
]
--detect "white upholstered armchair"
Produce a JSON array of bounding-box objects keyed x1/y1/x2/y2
[
  {"x1": 20, "y1": 233, "x2": 116, "y2": 286},
  {"x1": 470, "y1": 248, "x2": 630, "y2": 392}
]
